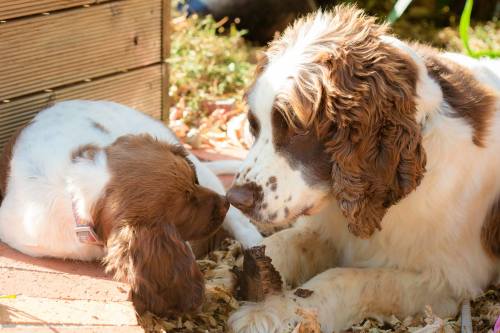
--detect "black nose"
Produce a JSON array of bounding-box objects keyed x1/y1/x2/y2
[{"x1": 227, "y1": 184, "x2": 258, "y2": 211}]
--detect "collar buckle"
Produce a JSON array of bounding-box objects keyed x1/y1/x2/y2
[
  {"x1": 75, "y1": 225, "x2": 103, "y2": 245},
  {"x1": 72, "y1": 200, "x2": 103, "y2": 246}
]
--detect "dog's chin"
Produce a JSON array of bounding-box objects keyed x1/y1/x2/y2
[{"x1": 302, "y1": 198, "x2": 329, "y2": 216}]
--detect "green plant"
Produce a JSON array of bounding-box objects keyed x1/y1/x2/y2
[
  {"x1": 387, "y1": 0, "x2": 413, "y2": 23},
  {"x1": 168, "y1": 14, "x2": 255, "y2": 126},
  {"x1": 459, "y1": 0, "x2": 500, "y2": 58}
]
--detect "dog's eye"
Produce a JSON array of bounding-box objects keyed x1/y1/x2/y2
[
  {"x1": 184, "y1": 158, "x2": 199, "y2": 185},
  {"x1": 248, "y1": 111, "x2": 260, "y2": 137},
  {"x1": 186, "y1": 191, "x2": 198, "y2": 204}
]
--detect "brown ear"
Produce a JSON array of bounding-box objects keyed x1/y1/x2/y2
[
  {"x1": 329, "y1": 118, "x2": 426, "y2": 238},
  {"x1": 322, "y1": 43, "x2": 426, "y2": 238},
  {"x1": 103, "y1": 221, "x2": 204, "y2": 316}
]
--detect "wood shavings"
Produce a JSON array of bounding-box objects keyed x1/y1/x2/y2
[
  {"x1": 349, "y1": 306, "x2": 458, "y2": 333},
  {"x1": 139, "y1": 237, "x2": 500, "y2": 333},
  {"x1": 292, "y1": 308, "x2": 321, "y2": 333},
  {"x1": 471, "y1": 287, "x2": 500, "y2": 332},
  {"x1": 412, "y1": 306, "x2": 456, "y2": 333}
]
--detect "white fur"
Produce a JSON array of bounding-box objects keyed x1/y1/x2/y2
[
  {"x1": 229, "y1": 29, "x2": 500, "y2": 333},
  {"x1": 0, "y1": 101, "x2": 262, "y2": 260},
  {"x1": 237, "y1": 44, "x2": 330, "y2": 223},
  {"x1": 204, "y1": 160, "x2": 243, "y2": 175}
]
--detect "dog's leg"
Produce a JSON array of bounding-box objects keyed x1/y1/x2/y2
[
  {"x1": 224, "y1": 206, "x2": 263, "y2": 248},
  {"x1": 229, "y1": 267, "x2": 460, "y2": 333},
  {"x1": 261, "y1": 217, "x2": 338, "y2": 287}
]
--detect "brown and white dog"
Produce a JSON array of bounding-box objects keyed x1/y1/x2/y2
[
  {"x1": 227, "y1": 6, "x2": 500, "y2": 333},
  {"x1": 0, "y1": 100, "x2": 262, "y2": 317}
]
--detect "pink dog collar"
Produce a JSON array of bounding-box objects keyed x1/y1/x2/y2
[
  {"x1": 494, "y1": 314, "x2": 500, "y2": 333},
  {"x1": 72, "y1": 200, "x2": 103, "y2": 246}
]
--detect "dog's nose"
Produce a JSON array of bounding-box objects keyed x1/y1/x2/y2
[{"x1": 227, "y1": 184, "x2": 256, "y2": 210}]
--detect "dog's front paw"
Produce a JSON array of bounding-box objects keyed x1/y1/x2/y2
[
  {"x1": 237, "y1": 227, "x2": 264, "y2": 249},
  {"x1": 224, "y1": 207, "x2": 263, "y2": 249},
  {"x1": 228, "y1": 297, "x2": 297, "y2": 333}
]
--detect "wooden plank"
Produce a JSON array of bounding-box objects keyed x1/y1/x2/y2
[
  {"x1": 0, "y1": 0, "x2": 161, "y2": 100},
  {"x1": 0, "y1": 1, "x2": 115, "y2": 21},
  {"x1": 161, "y1": 0, "x2": 171, "y2": 122},
  {"x1": 0, "y1": 65, "x2": 162, "y2": 150}
]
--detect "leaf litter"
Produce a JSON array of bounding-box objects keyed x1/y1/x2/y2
[{"x1": 139, "y1": 237, "x2": 499, "y2": 332}]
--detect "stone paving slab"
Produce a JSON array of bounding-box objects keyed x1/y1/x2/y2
[
  {"x1": 0, "y1": 243, "x2": 139, "y2": 331},
  {"x1": 191, "y1": 146, "x2": 247, "y2": 161},
  {"x1": 0, "y1": 296, "x2": 137, "y2": 326},
  {"x1": 1, "y1": 326, "x2": 144, "y2": 332},
  {"x1": 0, "y1": 243, "x2": 108, "y2": 276},
  {"x1": 0, "y1": 243, "x2": 130, "y2": 302},
  {"x1": 0, "y1": 267, "x2": 129, "y2": 302}
]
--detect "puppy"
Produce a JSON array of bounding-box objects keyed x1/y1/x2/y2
[
  {"x1": 226, "y1": 6, "x2": 500, "y2": 333},
  {"x1": 0, "y1": 100, "x2": 262, "y2": 316}
]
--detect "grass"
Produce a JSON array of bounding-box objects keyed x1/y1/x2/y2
[
  {"x1": 168, "y1": 5, "x2": 499, "y2": 145},
  {"x1": 168, "y1": 13, "x2": 255, "y2": 129},
  {"x1": 459, "y1": 0, "x2": 500, "y2": 58}
]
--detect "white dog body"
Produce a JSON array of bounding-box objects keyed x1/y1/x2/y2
[
  {"x1": 228, "y1": 9, "x2": 500, "y2": 333},
  {"x1": 0, "y1": 101, "x2": 262, "y2": 261}
]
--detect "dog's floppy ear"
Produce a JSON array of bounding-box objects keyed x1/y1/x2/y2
[
  {"x1": 104, "y1": 220, "x2": 204, "y2": 316},
  {"x1": 321, "y1": 42, "x2": 426, "y2": 238}
]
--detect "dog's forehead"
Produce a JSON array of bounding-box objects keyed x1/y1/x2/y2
[
  {"x1": 248, "y1": 57, "x2": 299, "y2": 124},
  {"x1": 247, "y1": 12, "x2": 344, "y2": 121}
]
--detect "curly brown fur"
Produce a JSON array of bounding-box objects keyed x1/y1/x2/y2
[
  {"x1": 91, "y1": 134, "x2": 228, "y2": 315},
  {"x1": 104, "y1": 220, "x2": 205, "y2": 316},
  {"x1": 265, "y1": 6, "x2": 426, "y2": 237}
]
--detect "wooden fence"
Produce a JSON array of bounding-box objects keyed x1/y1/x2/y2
[{"x1": 0, "y1": 0, "x2": 170, "y2": 150}]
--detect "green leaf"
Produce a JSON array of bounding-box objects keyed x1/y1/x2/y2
[
  {"x1": 459, "y1": 0, "x2": 500, "y2": 58},
  {"x1": 459, "y1": 0, "x2": 474, "y2": 56},
  {"x1": 387, "y1": 0, "x2": 413, "y2": 24}
]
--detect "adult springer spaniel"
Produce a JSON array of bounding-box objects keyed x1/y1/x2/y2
[
  {"x1": 227, "y1": 6, "x2": 500, "y2": 333},
  {"x1": 0, "y1": 100, "x2": 262, "y2": 316}
]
